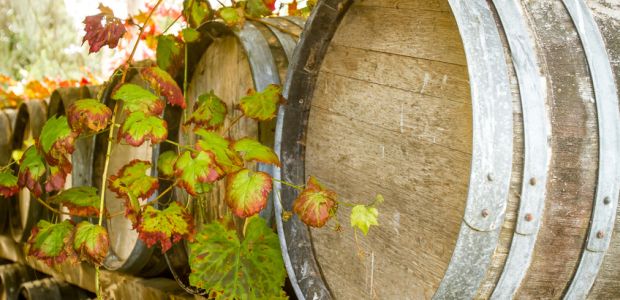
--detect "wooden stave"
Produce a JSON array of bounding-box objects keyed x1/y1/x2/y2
[
  {"x1": 275, "y1": 0, "x2": 620, "y2": 299},
  {"x1": 165, "y1": 17, "x2": 303, "y2": 294},
  {"x1": 0, "y1": 109, "x2": 17, "y2": 234},
  {"x1": 91, "y1": 66, "x2": 170, "y2": 277},
  {"x1": 8, "y1": 100, "x2": 48, "y2": 244}
]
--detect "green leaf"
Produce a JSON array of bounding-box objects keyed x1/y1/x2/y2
[
  {"x1": 245, "y1": 0, "x2": 272, "y2": 18},
  {"x1": 140, "y1": 66, "x2": 185, "y2": 109},
  {"x1": 73, "y1": 222, "x2": 109, "y2": 266},
  {"x1": 118, "y1": 111, "x2": 168, "y2": 146},
  {"x1": 109, "y1": 160, "x2": 159, "y2": 218},
  {"x1": 67, "y1": 99, "x2": 112, "y2": 134},
  {"x1": 26, "y1": 220, "x2": 76, "y2": 266},
  {"x1": 350, "y1": 205, "x2": 379, "y2": 235},
  {"x1": 232, "y1": 138, "x2": 280, "y2": 166},
  {"x1": 239, "y1": 84, "x2": 283, "y2": 121},
  {"x1": 157, "y1": 150, "x2": 177, "y2": 178},
  {"x1": 186, "y1": 91, "x2": 227, "y2": 130},
  {"x1": 189, "y1": 217, "x2": 286, "y2": 299},
  {"x1": 0, "y1": 171, "x2": 18, "y2": 198},
  {"x1": 225, "y1": 169, "x2": 272, "y2": 218},
  {"x1": 136, "y1": 202, "x2": 194, "y2": 253},
  {"x1": 39, "y1": 116, "x2": 76, "y2": 167},
  {"x1": 17, "y1": 146, "x2": 46, "y2": 197},
  {"x1": 184, "y1": 0, "x2": 211, "y2": 28},
  {"x1": 156, "y1": 35, "x2": 184, "y2": 75},
  {"x1": 218, "y1": 7, "x2": 245, "y2": 27},
  {"x1": 174, "y1": 151, "x2": 223, "y2": 196},
  {"x1": 293, "y1": 176, "x2": 338, "y2": 227},
  {"x1": 182, "y1": 28, "x2": 200, "y2": 43},
  {"x1": 51, "y1": 186, "x2": 100, "y2": 217},
  {"x1": 112, "y1": 83, "x2": 164, "y2": 116},
  {"x1": 195, "y1": 129, "x2": 243, "y2": 173}
]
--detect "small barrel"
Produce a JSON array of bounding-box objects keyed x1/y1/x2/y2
[
  {"x1": 164, "y1": 17, "x2": 303, "y2": 294},
  {"x1": 0, "y1": 109, "x2": 17, "y2": 234},
  {"x1": 17, "y1": 278, "x2": 92, "y2": 300},
  {"x1": 91, "y1": 64, "x2": 173, "y2": 276},
  {"x1": 8, "y1": 100, "x2": 48, "y2": 243},
  {"x1": 275, "y1": 0, "x2": 620, "y2": 299},
  {"x1": 0, "y1": 263, "x2": 40, "y2": 300}
]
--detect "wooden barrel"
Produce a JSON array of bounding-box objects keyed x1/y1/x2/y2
[
  {"x1": 17, "y1": 278, "x2": 92, "y2": 300},
  {"x1": 275, "y1": 0, "x2": 620, "y2": 299},
  {"x1": 91, "y1": 66, "x2": 172, "y2": 276},
  {"x1": 0, "y1": 264, "x2": 40, "y2": 300},
  {"x1": 47, "y1": 86, "x2": 98, "y2": 223},
  {"x1": 164, "y1": 17, "x2": 303, "y2": 294},
  {"x1": 8, "y1": 101, "x2": 48, "y2": 243},
  {"x1": 0, "y1": 109, "x2": 17, "y2": 234}
]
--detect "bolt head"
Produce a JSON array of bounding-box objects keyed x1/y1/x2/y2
[
  {"x1": 487, "y1": 174, "x2": 493, "y2": 181},
  {"x1": 481, "y1": 209, "x2": 489, "y2": 218},
  {"x1": 604, "y1": 197, "x2": 611, "y2": 205},
  {"x1": 525, "y1": 213, "x2": 534, "y2": 222},
  {"x1": 529, "y1": 177, "x2": 536, "y2": 186},
  {"x1": 597, "y1": 230, "x2": 605, "y2": 239}
]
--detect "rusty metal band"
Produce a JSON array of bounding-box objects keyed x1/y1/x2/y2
[
  {"x1": 563, "y1": 0, "x2": 620, "y2": 298},
  {"x1": 433, "y1": 0, "x2": 513, "y2": 298},
  {"x1": 490, "y1": 0, "x2": 551, "y2": 298}
]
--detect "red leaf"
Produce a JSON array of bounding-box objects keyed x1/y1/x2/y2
[
  {"x1": 292, "y1": 176, "x2": 338, "y2": 228},
  {"x1": 82, "y1": 5, "x2": 127, "y2": 53},
  {"x1": 140, "y1": 67, "x2": 185, "y2": 109},
  {"x1": 45, "y1": 165, "x2": 69, "y2": 193}
]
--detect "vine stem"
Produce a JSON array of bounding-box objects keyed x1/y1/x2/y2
[
  {"x1": 35, "y1": 197, "x2": 78, "y2": 217},
  {"x1": 271, "y1": 177, "x2": 304, "y2": 191},
  {"x1": 107, "y1": 184, "x2": 175, "y2": 218},
  {"x1": 221, "y1": 114, "x2": 243, "y2": 136},
  {"x1": 95, "y1": 1, "x2": 163, "y2": 299},
  {"x1": 0, "y1": 160, "x2": 16, "y2": 172}
]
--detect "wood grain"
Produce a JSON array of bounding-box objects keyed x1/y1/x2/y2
[
  {"x1": 306, "y1": 1, "x2": 471, "y2": 298},
  {"x1": 514, "y1": 2, "x2": 598, "y2": 298}
]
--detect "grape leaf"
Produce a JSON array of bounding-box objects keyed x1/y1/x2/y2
[
  {"x1": 136, "y1": 202, "x2": 194, "y2": 253},
  {"x1": 189, "y1": 217, "x2": 286, "y2": 299},
  {"x1": 232, "y1": 138, "x2": 280, "y2": 166},
  {"x1": 26, "y1": 220, "x2": 76, "y2": 266},
  {"x1": 245, "y1": 0, "x2": 272, "y2": 18},
  {"x1": 182, "y1": 28, "x2": 200, "y2": 43},
  {"x1": 225, "y1": 169, "x2": 272, "y2": 218},
  {"x1": 18, "y1": 146, "x2": 46, "y2": 197},
  {"x1": 82, "y1": 4, "x2": 127, "y2": 53},
  {"x1": 73, "y1": 222, "x2": 109, "y2": 266},
  {"x1": 157, "y1": 150, "x2": 177, "y2": 178},
  {"x1": 51, "y1": 186, "x2": 101, "y2": 217},
  {"x1": 186, "y1": 91, "x2": 227, "y2": 130},
  {"x1": 156, "y1": 35, "x2": 184, "y2": 75},
  {"x1": 0, "y1": 171, "x2": 18, "y2": 198},
  {"x1": 174, "y1": 151, "x2": 223, "y2": 196},
  {"x1": 184, "y1": 0, "x2": 211, "y2": 28},
  {"x1": 118, "y1": 111, "x2": 168, "y2": 146},
  {"x1": 218, "y1": 7, "x2": 245, "y2": 27},
  {"x1": 67, "y1": 99, "x2": 112, "y2": 134},
  {"x1": 350, "y1": 205, "x2": 379, "y2": 235},
  {"x1": 140, "y1": 67, "x2": 185, "y2": 109},
  {"x1": 195, "y1": 129, "x2": 243, "y2": 173},
  {"x1": 112, "y1": 83, "x2": 164, "y2": 116},
  {"x1": 108, "y1": 160, "x2": 158, "y2": 218},
  {"x1": 292, "y1": 176, "x2": 338, "y2": 227},
  {"x1": 45, "y1": 164, "x2": 69, "y2": 193},
  {"x1": 239, "y1": 84, "x2": 284, "y2": 121},
  {"x1": 39, "y1": 116, "x2": 77, "y2": 166}
]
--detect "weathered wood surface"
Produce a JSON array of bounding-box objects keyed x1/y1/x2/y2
[
  {"x1": 0, "y1": 235, "x2": 196, "y2": 300},
  {"x1": 585, "y1": 0, "x2": 620, "y2": 298},
  {"x1": 306, "y1": 1, "x2": 471, "y2": 298}
]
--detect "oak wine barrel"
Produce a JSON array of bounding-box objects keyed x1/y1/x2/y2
[
  {"x1": 164, "y1": 17, "x2": 304, "y2": 294},
  {"x1": 17, "y1": 278, "x2": 92, "y2": 300},
  {"x1": 275, "y1": 0, "x2": 620, "y2": 299},
  {"x1": 0, "y1": 263, "x2": 41, "y2": 300},
  {"x1": 0, "y1": 109, "x2": 17, "y2": 234},
  {"x1": 8, "y1": 101, "x2": 48, "y2": 243},
  {"x1": 91, "y1": 64, "x2": 175, "y2": 276}
]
